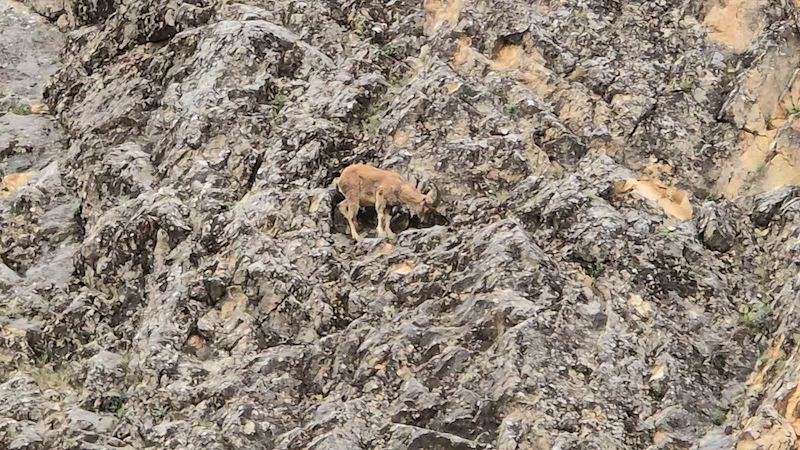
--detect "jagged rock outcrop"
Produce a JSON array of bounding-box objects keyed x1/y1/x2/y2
[{"x1": 1, "y1": 0, "x2": 800, "y2": 448}]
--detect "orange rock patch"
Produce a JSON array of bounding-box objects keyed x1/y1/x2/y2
[
  {"x1": 0, "y1": 171, "x2": 34, "y2": 199},
  {"x1": 423, "y1": 0, "x2": 463, "y2": 36},
  {"x1": 614, "y1": 177, "x2": 693, "y2": 221}
]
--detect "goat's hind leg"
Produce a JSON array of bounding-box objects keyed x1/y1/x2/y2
[{"x1": 375, "y1": 191, "x2": 387, "y2": 238}]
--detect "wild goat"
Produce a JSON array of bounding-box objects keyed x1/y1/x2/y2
[{"x1": 334, "y1": 163, "x2": 440, "y2": 241}]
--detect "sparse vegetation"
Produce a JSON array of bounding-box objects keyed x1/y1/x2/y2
[
  {"x1": 680, "y1": 74, "x2": 693, "y2": 91},
  {"x1": 738, "y1": 299, "x2": 772, "y2": 334},
  {"x1": 381, "y1": 43, "x2": 396, "y2": 56},
  {"x1": 787, "y1": 103, "x2": 800, "y2": 116},
  {"x1": 648, "y1": 381, "x2": 664, "y2": 399},
  {"x1": 708, "y1": 407, "x2": 727, "y2": 426},
  {"x1": 18, "y1": 361, "x2": 74, "y2": 393},
  {"x1": 363, "y1": 113, "x2": 381, "y2": 136},
  {"x1": 272, "y1": 93, "x2": 287, "y2": 109},
  {"x1": 36, "y1": 353, "x2": 49, "y2": 366},
  {"x1": 9, "y1": 104, "x2": 31, "y2": 115},
  {"x1": 502, "y1": 101, "x2": 517, "y2": 115},
  {"x1": 387, "y1": 68, "x2": 412, "y2": 93},
  {"x1": 152, "y1": 404, "x2": 169, "y2": 419},
  {"x1": 112, "y1": 388, "x2": 130, "y2": 418},
  {"x1": 269, "y1": 92, "x2": 288, "y2": 121},
  {"x1": 586, "y1": 261, "x2": 605, "y2": 278},
  {"x1": 118, "y1": 194, "x2": 130, "y2": 205}
]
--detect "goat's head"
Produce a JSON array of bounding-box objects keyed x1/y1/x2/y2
[{"x1": 412, "y1": 181, "x2": 440, "y2": 219}]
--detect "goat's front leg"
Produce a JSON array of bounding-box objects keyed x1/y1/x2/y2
[
  {"x1": 375, "y1": 191, "x2": 387, "y2": 238},
  {"x1": 375, "y1": 191, "x2": 396, "y2": 239},
  {"x1": 383, "y1": 209, "x2": 396, "y2": 239},
  {"x1": 342, "y1": 196, "x2": 363, "y2": 241}
]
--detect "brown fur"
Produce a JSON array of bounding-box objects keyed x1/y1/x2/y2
[{"x1": 335, "y1": 164, "x2": 437, "y2": 241}]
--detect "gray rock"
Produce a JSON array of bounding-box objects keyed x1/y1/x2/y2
[
  {"x1": 3, "y1": 0, "x2": 800, "y2": 448},
  {"x1": 751, "y1": 186, "x2": 800, "y2": 228},
  {"x1": 696, "y1": 200, "x2": 738, "y2": 253}
]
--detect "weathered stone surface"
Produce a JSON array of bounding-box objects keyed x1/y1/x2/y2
[
  {"x1": 696, "y1": 200, "x2": 740, "y2": 253},
  {"x1": 1, "y1": 0, "x2": 800, "y2": 448}
]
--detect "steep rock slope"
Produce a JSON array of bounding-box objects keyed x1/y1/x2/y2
[{"x1": 1, "y1": 0, "x2": 799, "y2": 448}]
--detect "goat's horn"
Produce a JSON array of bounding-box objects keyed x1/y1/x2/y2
[{"x1": 426, "y1": 181, "x2": 441, "y2": 207}]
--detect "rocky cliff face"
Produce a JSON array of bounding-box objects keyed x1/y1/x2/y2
[{"x1": 1, "y1": 0, "x2": 799, "y2": 448}]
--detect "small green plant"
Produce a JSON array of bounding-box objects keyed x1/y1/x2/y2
[
  {"x1": 36, "y1": 301, "x2": 52, "y2": 317},
  {"x1": 387, "y1": 84, "x2": 406, "y2": 95},
  {"x1": 222, "y1": 201, "x2": 234, "y2": 210},
  {"x1": 586, "y1": 261, "x2": 605, "y2": 278},
  {"x1": 113, "y1": 391, "x2": 129, "y2": 419},
  {"x1": 387, "y1": 70, "x2": 412, "y2": 92},
  {"x1": 381, "y1": 43, "x2": 396, "y2": 56},
  {"x1": 152, "y1": 405, "x2": 169, "y2": 419},
  {"x1": 10, "y1": 104, "x2": 31, "y2": 115},
  {"x1": 786, "y1": 104, "x2": 800, "y2": 115},
  {"x1": 118, "y1": 194, "x2": 130, "y2": 206},
  {"x1": 648, "y1": 381, "x2": 663, "y2": 397},
  {"x1": 50, "y1": 56, "x2": 58, "y2": 65},
  {"x1": 272, "y1": 93, "x2": 287, "y2": 109},
  {"x1": 20, "y1": 362, "x2": 73, "y2": 393},
  {"x1": 35, "y1": 353, "x2": 49, "y2": 366},
  {"x1": 656, "y1": 225, "x2": 671, "y2": 234},
  {"x1": 708, "y1": 407, "x2": 727, "y2": 426},
  {"x1": 269, "y1": 92, "x2": 288, "y2": 122},
  {"x1": 362, "y1": 113, "x2": 381, "y2": 137},
  {"x1": 680, "y1": 74, "x2": 693, "y2": 92},
  {"x1": 739, "y1": 299, "x2": 772, "y2": 333}
]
